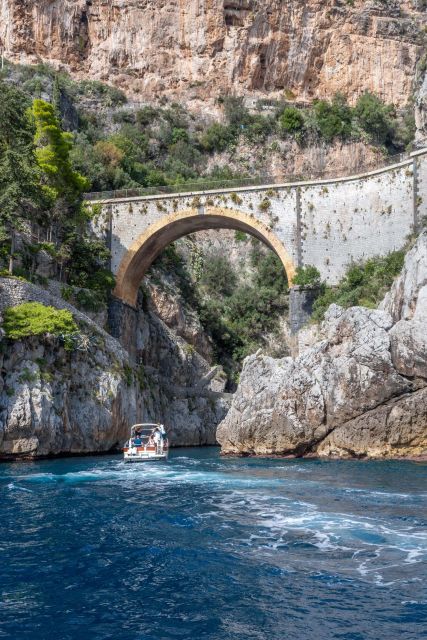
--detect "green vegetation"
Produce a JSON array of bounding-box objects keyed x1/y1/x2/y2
[
  {"x1": 0, "y1": 61, "x2": 416, "y2": 207},
  {"x1": 0, "y1": 61, "x2": 416, "y2": 382},
  {"x1": 312, "y1": 94, "x2": 353, "y2": 142},
  {"x1": 151, "y1": 240, "x2": 289, "y2": 385},
  {"x1": 33, "y1": 99, "x2": 89, "y2": 206},
  {"x1": 3, "y1": 302, "x2": 78, "y2": 339},
  {"x1": 0, "y1": 82, "x2": 46, "y2": 272},
  {"x1": 293, "y1": 265, "x2": 322, "y2": 287},
  {"x1": 0, "y1": 75, "x2": 115, "y2": 302},
  {"x1": 354, "y1": 92, "x2": 395, "y2": 145},
  {"x1": 312, "y1": 251, "x2": 405, "y2": 322},
  {"x1": 279, "y1": 107, "x2": 305, "y2": 136}
]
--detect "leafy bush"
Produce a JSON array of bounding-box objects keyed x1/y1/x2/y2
[
  {"x1": 199, "y1": 123, "x2": 236, "y2": 153},
  {"x1": 200, "y1": 255, "x2": 237, "y2": 297},
  {"x1": 312, "y1": 251, "x2": 405, "y2": 322},
  {"x1": 136, "y1": 106, "x2": 160, "y2": 127},
  {"x1": 354, "y1": 92, "x2": 394, "y2": 145},
  {"x1": 222, "y1": 96, "x2": 251, "y2": 127},
  {"x1": 279, "y1": 107, "x2": 305, "y2": 135},
  {"x1": 244, "y1": 115, "x2": 274, "y2": 141},
  {"x1": 75, "y1": 288, "x2": 105, "y2": 312},
  {"x1": 293, "y1": 265, "x2": 322, "y2": 287},
  {"x1": 3, "y1": 302, "x2": 78, "y2": 339},
  {"x1": 234, "y1": 230, "x2": 248, "y2": 242},
  {"x1": 313, "y1": 94, "x2": 352, "y2": 141}
]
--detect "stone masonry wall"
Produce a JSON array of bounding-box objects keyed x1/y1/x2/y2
[{"x1": 93, "y1": 150, "x2": 427, "y2": 289}]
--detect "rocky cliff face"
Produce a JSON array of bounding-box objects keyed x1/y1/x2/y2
[
  {"x1": 1, "y1": 0, "x2": 425, "y2": 106},
  {"x1": 0, "y1": 279, "x2": 230, "y2": 459},
  {"x1": 217, "y1": 231, "x2": 427, "y2": 459}
]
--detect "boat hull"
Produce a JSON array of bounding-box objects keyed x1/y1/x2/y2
[{"x1": 124, "y1": 454, "x2": 168, "y2": 463}]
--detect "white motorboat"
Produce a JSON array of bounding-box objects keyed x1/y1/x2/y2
[{"x1": 123, "y1": 424, "x2": 169, "y2": 463}]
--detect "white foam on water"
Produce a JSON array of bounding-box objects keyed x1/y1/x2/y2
[
  {"x1": 3, "y1": 456, "x2": 426, "y2": 588},
  {"x1": 207, "y1": 486, "x2": 427, "y2": 585},
  {"x1": 7, "y1": 482, "x2": 33, "y2": 493},
  {"x1": 405, "y1": 549, "x2": 424, "y2": 564}
]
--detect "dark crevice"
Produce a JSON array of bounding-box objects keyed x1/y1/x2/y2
[
  {"x1": 77, "y1": 6, "x2": 91, "y2": 60},
  {"x1": 224, "y1": 1, "x2": 252, "y2": 28}
]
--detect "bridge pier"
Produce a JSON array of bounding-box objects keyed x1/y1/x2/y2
[{"x1": 289, "y1": 286, "x2": 321, "y2": 335}]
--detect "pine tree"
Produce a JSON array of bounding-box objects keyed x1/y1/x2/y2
[
  {"x1": 32, "y1": 99, "x2": 89, "y2": 207},
  {"x1": 0, "y1": 81, "x2": 45, "y2": 272}
]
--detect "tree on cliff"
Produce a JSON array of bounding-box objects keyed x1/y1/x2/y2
[
  {"x1": 31, "y1": 100, "x2": 113, "y2": 290},
  {"x1": 0, "y1": 81, "x2": 45, "y2": 272},
  {"x1": 32, "y1": 99, "x2": 89, "y2": 232}
]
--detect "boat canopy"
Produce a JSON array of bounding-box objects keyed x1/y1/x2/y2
[{"x1": 130, "y1": 424, "x2": 162, "y2": 435}]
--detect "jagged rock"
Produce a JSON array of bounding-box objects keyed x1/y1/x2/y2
[
  {"x1": 389, "y1": 286, "x2": 427, "y2": 379},
  {"x1": 217, "y1": 232, "x2": 427, "y2": 459},
  {"x1": 0, "y1": 0, "x2": 423, "y2": 107},
  {"x1": 147, "y1": 282, "x2": 213, "y2": 363},
  {"x1": 381, "y1": 230, "x2": 427, "y2": 322},
  {"x1": 0, "y1": 335, "x2": 139, "y2": 459},
  {"x1": 317, "y1": 387, "x2": 427, "y2": 459},
  {"x1": 0, "y1": 280, "x2": 230, "y2": 459}
]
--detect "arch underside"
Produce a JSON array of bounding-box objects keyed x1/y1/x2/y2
[{"x1": 113, "y1": 206, "x2": 296, "y2": 307}]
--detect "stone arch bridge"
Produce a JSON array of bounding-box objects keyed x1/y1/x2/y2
[{"x1": 89, "y1": 148, "x2": 427, "y2": 337}]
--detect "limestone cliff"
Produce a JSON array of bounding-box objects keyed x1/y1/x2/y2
[
  {"x1": 1, "y1": 0, "x2": 425, "y2": 106},
  {"x1": 217, "y1": 230, "x2": 427, "y2": 459},
  {"x1": 0, "y1": 279, "x2": 230, "y2": 459}
]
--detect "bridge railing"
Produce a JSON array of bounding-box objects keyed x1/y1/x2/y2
[{"x1": 83, "y1": 141, "x2": 427, "y2": 202}]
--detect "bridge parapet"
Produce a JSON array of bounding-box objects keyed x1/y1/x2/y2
[{"x1": 85, "y1": 143, "x2": 427, "y2": 203}]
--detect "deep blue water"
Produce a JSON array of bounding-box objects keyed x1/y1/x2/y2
[{"x1": 1, "y1": 449, "x2": 426, "y2": 640}]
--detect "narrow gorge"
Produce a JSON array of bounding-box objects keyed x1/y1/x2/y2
[{"x1": 0, "y1": 0, "x2": 426, "y2": 461}]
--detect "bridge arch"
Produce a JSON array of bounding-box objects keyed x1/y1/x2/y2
[{"x1": 113, "y1": 206, "x2": 296, "y2": 307}]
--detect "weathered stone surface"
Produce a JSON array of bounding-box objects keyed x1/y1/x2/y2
[
  {"x1": 147, "y1": 281, "x2": 213, "y2": 363},
  {"x1": 0, "y1": 0, "x2": 424, "y2": 107},
  {"x1": 0, "y1": 279, "x2": 230, "y2": 459},
  {"x1": 389, "y1": 284, "x2": 427, "y2": 379},
  {"x1": 217, "y1": 232, "x2": 427, "y2": 459},
  {"x1": 0, "y1": 334, "x2": 140, "y2": 459},
  {"x1": 317, "y1": 387, "x2": 427, "y2": 459},
  {"x1": 381, "y1": 230, "x2": 427, "y2": 322},
  {"x1": 217, "y1": 305, "x2": 410, "y2": 456}
]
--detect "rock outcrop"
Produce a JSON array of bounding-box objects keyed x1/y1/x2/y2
[
  {"x1": 217, "y1": 231, "x2": 427, "y2": 459},
  {"x1": 0, "y1": 0, "x2": 425, "y2": 106},
  {"x1": 0, "y1": 278, "x2": 230, "y2": 459}
]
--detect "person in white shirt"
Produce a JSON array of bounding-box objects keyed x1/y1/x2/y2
[{"x1": 153, "y1": 428, "x2": 162, "y2": 452}]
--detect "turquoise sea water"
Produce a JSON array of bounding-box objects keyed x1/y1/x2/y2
[{"x1": 1, "y1": 448, "x2": 426, "y2": 640}]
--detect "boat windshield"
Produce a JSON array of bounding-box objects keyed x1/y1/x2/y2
[{"x1": 126, "y1": 425, "x2": 167, "y2": 448}]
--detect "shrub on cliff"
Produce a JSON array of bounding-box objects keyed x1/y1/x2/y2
[
  {"x1": 3, "y1": 302, "x2": 78, "y2": 339},
  {"x1": 311, "y1": 250, "x2": 405, "y2": 322},
  {"x1": 279, "y1": 107, "x2": 305, "y2": 136},
  {"x1": 313, "y1": 94, "x2": 353, "y2": 142},
  {"x1": 199, "y1": 123, "x2": 236, "y2": 153},
  {"x1": 354, "y1": 92, "x2": 394, "y2": 146},
  {"x1": 293, "y1": 265, "x2": 322, "y2": 287}
]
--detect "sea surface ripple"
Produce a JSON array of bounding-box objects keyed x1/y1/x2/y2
[{"x1": 1, "y1": 448, "x2": 426, "y2": 639}]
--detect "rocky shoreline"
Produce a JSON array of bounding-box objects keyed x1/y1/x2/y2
[
  {"x1": 1, "y1": 232, "x2": 426, "y2": 462},
  {"x1": 0, "y1": 281, "x2": 230, "y2": 460},
  {"x1": 217, "y1": 231, "x2": 427, "y2": 459}
]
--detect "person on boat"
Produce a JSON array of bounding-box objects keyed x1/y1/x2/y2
[
  {"x1": 159, "y1": 425, "x2": 167, "y2": 450},
  {"x1": 153, "y1": 428, "x2": 162, "y2": 453}
]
